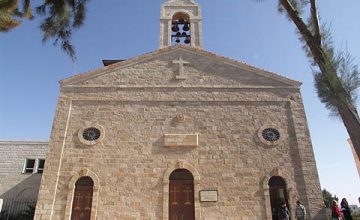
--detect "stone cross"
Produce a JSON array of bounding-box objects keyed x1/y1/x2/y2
[{"x1": 172, "y1": 56, "x2": 189, "y2": 79}]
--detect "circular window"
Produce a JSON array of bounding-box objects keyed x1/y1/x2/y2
[
  {"x1": 82, "y1": 127, "x2": 101, "y2": 141},
  {"x1": 257, "y1": 126, "x2": 283, "y2": 146},
  {"x1": 262, "y1": 128, "x2": 280, "y2": 142},
  {"x1": 78, "y1": 125, "x2": 104, "y2": 145}
]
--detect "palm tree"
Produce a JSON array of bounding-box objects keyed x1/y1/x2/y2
[
  {"x1": 0, "y1": 0, "x2": 31, "y2": 31},
  {"x1": 0, "y1": 0, "x2": 89, "y2": 60},
  {"x1": 260, "y1": 0, "x2": 360, "y2": 161}
]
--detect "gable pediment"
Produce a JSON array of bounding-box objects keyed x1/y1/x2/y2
[{"x1": 60, "y1": 46, "x2": 301, "y2": 89}]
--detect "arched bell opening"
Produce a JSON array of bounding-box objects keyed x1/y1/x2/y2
[
  {"x1": 169, "y1": 169, "x2": 195, "y2": 220},
  {"x1": 171, "y1": 12, "x2": 191, "y2": 46},
  {"x1": 268, "y1": 176, "x2": 290, "y2": 220}
]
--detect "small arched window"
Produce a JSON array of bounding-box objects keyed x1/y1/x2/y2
[
  {"x1": 268, "y1": 176, "x2": 289, "y2": 220},
  {"x1": 71, "y1": 176, "x2": 94, "y2": 220},
  {"x1": 169, "y1": 169, "x2": 195, "y2": 220},
  {"x1": 171, "y1": 12, "x2": 191, "y2": 46}
]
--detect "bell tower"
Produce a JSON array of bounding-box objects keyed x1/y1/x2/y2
[{"x1": 159, "y1": 0, "x2": 203, "y2": 48}]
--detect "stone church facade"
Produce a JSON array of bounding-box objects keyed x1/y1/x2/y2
[{"x1": 34, "y1": 0, "x2": 326, "y2": 219}]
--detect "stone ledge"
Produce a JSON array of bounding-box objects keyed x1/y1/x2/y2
[{"x1": 0, "y1": 141, "x2": 49, "y2": 145}]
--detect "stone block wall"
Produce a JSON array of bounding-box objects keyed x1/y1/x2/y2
[
  {"x1": 0, "y1": 141, "x2": 48, "y2": 199},
  {"x1": 34, "y1": 47, "x2": 326, "y2": 219}
]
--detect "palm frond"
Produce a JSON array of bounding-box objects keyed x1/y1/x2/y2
[
  {"x1": 0, "y1": 0, "x2": 19, "y2": 10},
  {"x1": 36, "y1": 3, "x2": 47, "y2": 15},
  {"x1": 73, "y1": 2, "x2": 85, "y2": 28},
  {"x1": 37, "y1": 0, "x2": 89, "y2": 60},
  {"x1": 0, "y1": 15, "x2": 20, "y2": 31},
  {"x1": 277, "y1": 0, "x2": 309, "y2": 17},
  {"x1": 314, "y1": 47, "x2": 360, "y2": 117},
  {"x1": 0, "y1": 0, "x2": 20, "y2": 31},
  {"x1": 23, "y1": 0, "x2": 33, "y2": 18},
  {"x1": 337, "y1": 52, "x2": 360, "y2": 104}
]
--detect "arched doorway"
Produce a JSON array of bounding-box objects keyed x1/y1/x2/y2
[
  {"x1": 71, "y1": 176, "x2": 94, "y2": 220},
  {"x1": 268, "y1": 176, "x2": 289, "y2": 220},
  {"x1": 169, "y1": 169, "x2": 195, "y2": 220}
]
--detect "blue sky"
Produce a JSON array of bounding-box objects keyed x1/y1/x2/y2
[{"x1": 1, "y1": 0, "x2": 359, "y2": 205}]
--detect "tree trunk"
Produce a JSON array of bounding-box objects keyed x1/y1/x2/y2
[
  {"x1": 338, "y1": 103, "x2": 360, "y2": 161},
  {"x1": 279, "y1": 0, "x2": 327, "y2": 68},
  {"x1": 279, "y1": 0, "x2": 360, "y2": 162}
]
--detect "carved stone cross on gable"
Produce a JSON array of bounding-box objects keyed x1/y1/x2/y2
[{"x1": 172, "y1": 56, "x2": 189, "y2": 80}]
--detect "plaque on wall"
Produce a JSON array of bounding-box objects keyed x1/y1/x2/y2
[
  {"x1": 163, "y1": 134, "x2": 198, "y2": 147},
  {"x1": 200, "y1": 190, "x2": 218, "y2": 202}
]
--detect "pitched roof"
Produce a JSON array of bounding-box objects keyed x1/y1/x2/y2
[{"x1": 60, "y1": 45, "x2": 301, "y2": 87}]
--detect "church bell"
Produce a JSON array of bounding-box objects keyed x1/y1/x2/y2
[
  {"x1": 183, "y1": 23, "x2": 190, "y2": 31},
  {"x1": 171, "y1": 24, "x2": 179, "y2": 32},
  {"x1": 184, "y1": 37, "x2": 191, "y2": 44}
]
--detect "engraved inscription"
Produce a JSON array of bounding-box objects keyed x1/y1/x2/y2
[
  {"x1": 200, "y1": 190, "x2": 218, "y2": 202},
  {"x1": 164, "y1": 134, "x2": 198, "y2": 147}
]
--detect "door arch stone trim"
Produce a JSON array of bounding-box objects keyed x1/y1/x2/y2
[
  {"x1": 262, "y1": 167, "x2": 295, "y2": 220},
  {"x1": 163, "y1": 161, "x2": 201, "y2": 220},
  {"x1": 64, "y1": 169, "x2": 100, "y2": 220}
]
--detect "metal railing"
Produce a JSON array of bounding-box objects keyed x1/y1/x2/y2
[{"x1": 0, "y1": 198, "x2": 36, "y2": 220}]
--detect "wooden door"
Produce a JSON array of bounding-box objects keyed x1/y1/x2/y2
[
  {"x1": 71, "y1": 177, "x2": 94, "y2": 220},
  {"x1": 169, "y1": 169, "x2": 195, "y2": 220}
]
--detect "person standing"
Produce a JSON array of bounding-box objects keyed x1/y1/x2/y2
[
  {"x1": 340, "y1": 198, "x2": 353, "y2": 220},
  {"x1": 278, "y1": 201, "x2": 290, "y2": 220},
  {"x1": 295, "y1": 200, "x2": 306, "y2": 220},
  {"x1": 331, "y1": 200, "x2": 342, "y2": 220}
]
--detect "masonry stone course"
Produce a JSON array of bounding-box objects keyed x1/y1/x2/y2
[
  {"x1": 32, "y1": 45, "x2": 327, "y2": 219},
  {"x1": 0, "y1": 141, "x2": 48, "y2": 218},
  {"x1": 0, "y1": 141, "x2": 48, "y2": 198},
  {"x1": 63, "y1": 50, "x2": 297, "y2": 88},
  {"x1": 31, "y1": 1, "x2": 326, "y2": 218}
]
